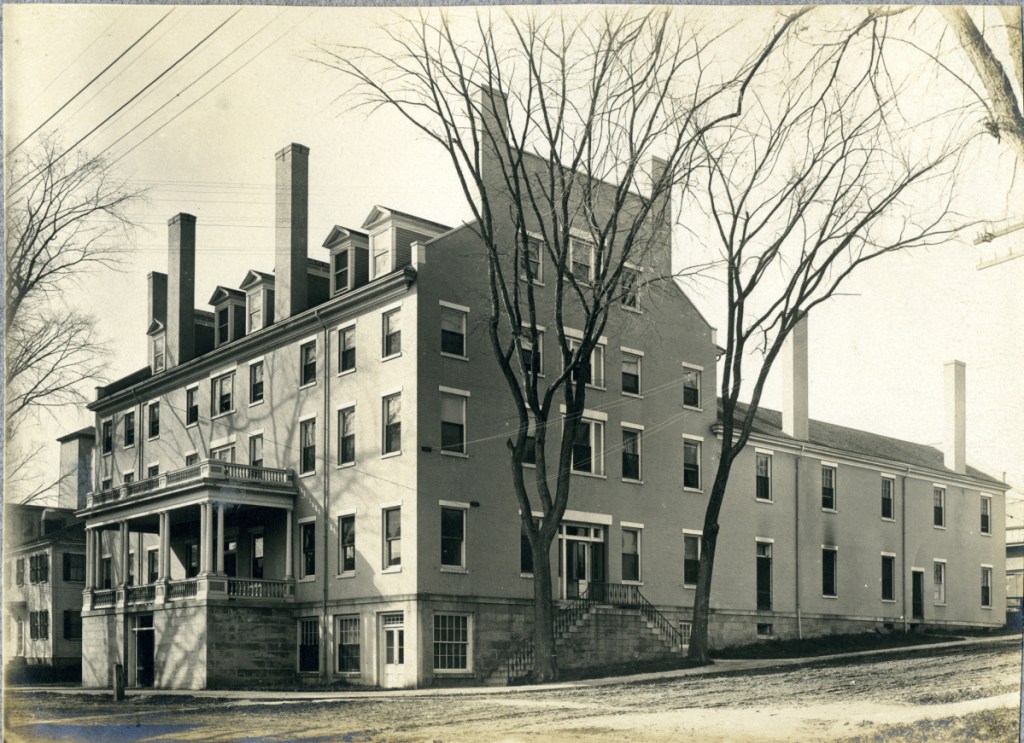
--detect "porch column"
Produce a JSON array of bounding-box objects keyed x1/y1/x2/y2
[
  {"x1": 216, "y1": 503, "x2": 225, "y2": 574},
  {"x1": 199, "y1": 503, "x2": 209, "y2": 574},
  {"x1": 158, "y1": 512, "x2": 168, "y2": 580},
  {"x1": 85, "y1": 529, "x2": 94, "y2": 588},
  {"x1": 94, "y1": 528, "x2": 103, "y2": 588},
  {"x1": 285, "y1": 509, "x2": 294, "y2": 580},
  {"x1": 119, "y1": 521, "x2": 129, "y2": 587}
]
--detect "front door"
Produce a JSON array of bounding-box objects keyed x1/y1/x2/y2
[
  {"x1": 558, "y1": 524, "x2": 606, "y2": 600},
  {"x1": 381, "y1": 614, "x2": 404, "y2": 688},
  {"x1": 912, "y1": 570, "x2": 925, "y2": 620},
  {"x1": 133, "y1": 614, "x2": 155, "y2": 688}
]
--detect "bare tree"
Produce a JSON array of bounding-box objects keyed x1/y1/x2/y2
[
  {"x1": 4, "y1": 138, "x2": 140, "y2": 502},
  {"x1": 684, "y1": 11, "x2": 969, "y2": 661},
  {"x1": 320, "y1": 8, "x2": 802, "y2": 680}
]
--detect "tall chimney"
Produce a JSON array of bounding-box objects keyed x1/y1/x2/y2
[
  {"x1": 167, "y1": 214, "x2": 196, "y2": 367},
  {"x1": 782, "y1": 314, "x2": 809, "y2": 440},
  {"x1": 56, "y1": 428, "x2": 95, "y2": 511},
  {"x1": 148, "y1": 271, "x2": 167, "y2": 329},
  {"x1": 275, "y1": 143, "x2": 309, "y2": 321},
  {"x1": 943, "y1": 360, "x2": 966, "y2": 474}
]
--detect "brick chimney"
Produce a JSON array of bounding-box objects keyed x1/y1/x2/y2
[
  {"x1": 167, "y1": 214, "x2": 196, "y2": 367},
  {"x1": 275, "y1": 143, "x2": 309, "y2": 321},
  {"x1": 56, "y1": 428, "x2": 95, "y2": 511},
  {"x1": 782, "y1": 314, "x2": 809, "y2": 440},
  {"x1": 943, "y1": 360, "x2": 966, "y2": 474},
  {"x1": 148, "y1": 271, "x2": 167, "y2": 329}
]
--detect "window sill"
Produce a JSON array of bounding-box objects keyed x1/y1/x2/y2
[
  {"x1": 298, "y1": 576, "x2": 316, "y2": 583},
  {"x1": 622, "y1": 580, "x2": 643, "y2": 586},
  {"x1": 337, "y1": 462, "x2": 356, "y2": 470},
  {"x1": 185, "y1": 422, "x2": 199, "y2": 430},
  {"x1": 299, "y1": 471, "x2": 317, "y2": 479},
  {"x1": 586, "y1": 384, "x2": 607, "y2": 392},
  {"x1": 982, "y1": 605, "x2": 993, "y2": 610},
  {"x1": 211, "y1": 412, "x2": 234, "y2": 421},
  {"x1": 381, "y1": 450, "x2": 402, "y2": 460},
  {"x1": 622, "y1": 478, "x2": 643, "y2": 485},
  {"x1": 822, "y1": 508, "x2": 837, "y2": 514},
  {"x1": 881, "y1": 517, "x2": 896, "y2": 523},
  {"x1": 520, "y1": 573, "x2": 534, "y2": 579},
  {"x1": 683, "y1": 584, "x2": 696, "y2": 590},
  {"x1": 881, "y1": 599, "x2": 897, "y2": 603},
  {"x1": 755, "y1": 497, "x2": 774, "y2": 504},
  {"x1": 147, "y1": 436, "x2": 160, "y2": 442},
  {"x1": 934, "y1": 525, "x2": 947, "y2": 530},
  {"x1": 621, "y1": 305, "x2": 643, "y2": 315},
  {"x1": 683, "y1": 405, "x2": 703, "y2": 412},
  {"x1": 440, "y1": 566, "x2": 469, "y2": 574},
  {"x1": 821, "y1": 594, "x2": 838, "y2": 599},
  {"x1": 336, "y1": 572, "x2": 355, "y2": 579},
  {"x1": 249, "y1": 399, "x2": 264, "y2": 408},
  {"x1": 124, "y1": 443, "x2": 136, "y2": 450},
  {"x1": 571, "y1": 471, "x2": 607, "y2": 480},
  {"x1": 519, "y1": 277, "x2": 545, "y2": 287},
  {"x1": 300, "y1": 380, "x2": 318, "y2": 390},
  {"x1": 433, "y1": 669, "x2": 473, "y2": 676},
  {"x1": 981, "y1": 531, "x2": 992, "y2": 537},
  {"x1": 382, "y1": 566, "x2": 402, "y2": 574},
  {"x1": 934, "y1": 602, "x2": 947, "y2": 607},
  {"x1": 522, "y1": 463, "x2": 537, "y2": 469},
  {"x1": 102, "y1": 451, "x2": 113, "y2": 457},
  {"x1": 440, "y1": 450, "x2": 469, "y2": 459},
  {"x1": 382, "y1": 352, "x2": 403, "y2": 362},
  {"x1": 338, "y1": 368, "x2": 356, "y2": 378},
  {"x1": 440, "y1": 352, "x2": 469, "y2": 362},
  {"x1": 622, "y1": 392, "x2": 643, "y2": 400},
  {"x1": 683, "y1": 487, "x2": 703, "y2": 494},
  {"x1": 336, "y1": 670, "x2": 361, "y2": 676}
]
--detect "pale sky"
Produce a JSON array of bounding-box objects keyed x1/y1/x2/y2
[{"x1": 4, "y1": 4, "x2": 1023, "y2": 514}]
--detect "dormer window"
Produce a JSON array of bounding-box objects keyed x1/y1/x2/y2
[
  {"x1": 372, "y1": 232, "x2": 391, "y2": 278},
  {"x1": 209, "y1": 287, "x2": 247, "y2": 347},
  {"x1": 153, "y1": 336, "x2": 165, "y2": 372},
  {"x1": 248, "y1": 291, "x2": 262, "y2": 332},
  {"x1": 334, "y1": 249, "x2": 350, "y2": 294},
  {"x1": 216, "y1": 307, "x2": 229, "y2": 345}
]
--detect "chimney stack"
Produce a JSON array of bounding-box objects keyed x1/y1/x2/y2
[
  {"x1": 56, "y1": 428, "x2": 95, "y2": 511},
  {"x1": 782, "y1": 314, "x2": 809, "y2": 440},
  {"x1": 275, "y1": 143, "x2": 310, "y2": 321},
  {"x1": 167, "y1": 214, "x2": 196, "y2": 367},
  {"x1": 148, "y1": 271, "x2": 167, "y2": 329},
  {"x1": 943, "y1": 360, "x2": 966, "y2": 474}
]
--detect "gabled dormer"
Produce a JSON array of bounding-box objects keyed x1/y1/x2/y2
[
  {"x1": 361, "y1": 206, "x2": 450, "y2": 280},
  {"x1": 147, "y1": 320, "x2": 166, "y2": 372},
  {"x1": 239, "y1": 270, "x2": 276, "y2": 333},
  {"x1": 322, "y1": 226, "x2": 369, "y2": 295},
  {"x1": 209, "y1": 286, "x2": 246, "y2": 348}
]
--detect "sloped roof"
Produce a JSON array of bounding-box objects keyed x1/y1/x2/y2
[
  {"x1": 322, "y1": 225, "x2": 368, "y2": 249},
  {"x1": 362, "y1": 205, "x2": 451, "y2": 233},
  {"x1": 240, "y1": 270, "x2": 274, "y2": 291},
  {"x1": 209, "y1": 286, "x2": 246, "y2": 305},
  {"x1": 56, "y1": 426, "x2": 95, "y2": 443},
  {"x1": 721, "y1": 400, "x2": 1005, "y2": 488}
]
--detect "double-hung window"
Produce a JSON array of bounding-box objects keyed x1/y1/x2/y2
[
  {"x1": 249, "y1": 361, "x2": 264, "y2": 404},
  {"x1": 248, "y1": 291, "x2": 262, "y2": 332},
  {"x1": 433, "y1": 614, "x2": 469, "y2": 671},
  {"x1": 148, "y1": 402, "x2": 160, "y2": 438},
  {"x1": 299, "y1": 521, "x2": 316, "y2": 579},
  {"x1": 933, "y1": 560, "x2": 946, "y2": 604},
  {"x1": 300, "y1": 419, "x2": 316, "y2": 474},
  {"x1": 440, "y1": 303, "x2": 467, "y2": 358},
  {"x1": 756, "y1": 452, "x2": 772, "y2": 502},
  {"x1": 881, "y1": 554, "x2": 896, "y2": 601},
  {"x1": 249, "y1": 434, "x2": 263, "y2": 468},
  {"x1": 337, "y1": 616, "x2": 360, "y2": 672},
  {"x1": 384, "y1": 507, "x2": 401, "y2": 568},
  {"x1": 298, "y1": 618, "x2": 319, "y2": 673},
  {"x1": 981, "y1": 496, "x2": 992, "y2": 535},
  {"x1": 981, "y1": 566, "x2": 993, "y2": 608},
  {"x1": 186, "y1": 387, "x2": 199, "y2": 425},
  {"x1": 682, "y1": 365, "x2": 701, "y2": 408},
  {"x1": 29, "y1": 554, "x2": 49, "y2": 583},
  {"x1": 621, "y1": 266, "x2": 641, "y2": 310},
  {"x1": 383, "y1": 309, "x2": 401, "y2": 357},
  {"x1": 622, "y1": 426, "x2": 641, "y2": 481},
  {"x1": 339, "y1": 326, "x2": 356, "y2": 373},
  {"x1": 16, "y1": 558, "x2": 25, "y2": 585},
  {"x1": 300, "y1": 341, "x2": 317, "y2": 386},
  {"x1": 64, "y1": 610, "x2": 82, "y2": 640},
  {"x1": 571, "y1": 417, "x2": 604, "y2": 475},
  {"x1": 124, "y1": 412, "x2": 135, "y2": 448},
  {"x1": 147, "y1": 549, "x2": 159, "y2": 584},
  {"x1": 383, "y1": 393, "x2": 401, "y2": 455},
  {"x1": 683, "y1": 531, "x2": 701, "y2": 587},
  {"x1": 521, "y1": 329, "x2": 544, "y2": 377},
  {"x1": 338, "y1": 407, "x2": 355, "y2": 465},
  {"x1": 211, "y1": 373, "x2": 234, "y2": 416},
  {"x1": 567, "y1": 337, "x2": 605, "y2": 388},
  {"x1": 569, "y1": 237, "x2": 595, "y2": 282},
  {"x1": 339, "y1": 515, "x2": 355, "y2": 573},
  {"x1": 520, "y1": 238, "x2": 542, "y2": 282},
  {"x1": 63, "y1": 553, "x2": 85, "y2": 583},
  {"x1": 881, "y1": 477, "x2": 895, "y2": 520},
  {"x1": 683, "y1": 438, "x2": 702, "y2": 490},
  {"x1": 334, "y1": 249, "x2": 350, "y2": 293},
  {"x1": 440, "y1": 506, "x2": 466, "y2": 569},
  {"x1": 822, "y1": 547, "x2": 838, "y2": 597},
  {"x1": 933, "y1": 487, "x2": 946, "y2": 527},
  {"x1": 821, "y1": 465, "x2": 837, "y2": 510},
  {"x1": 622, "y1": 528, "x2": 641, "y2": 582},
  {"x1": 210, "y1": 445, "x2": 235, "y2": 463},
  {"x1": 153, "y1": 337, "x2": 165, "y2": 372},
  {"x1": 756, "y1": 541, "x2": 773, "y2": 610},
  {"x1": 621, "y1": 352, "x2": 641, "y2": 395},
  {"x1": 102, "y1": 420, "x2": 113, "y2": 454},
  {"x1": 440, "y1": 390, "x2": 468, "y2": 455}
]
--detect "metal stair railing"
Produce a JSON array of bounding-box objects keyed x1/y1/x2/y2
[{"x1": 507, "y1": 585, "x2": 599, "y2": 683}]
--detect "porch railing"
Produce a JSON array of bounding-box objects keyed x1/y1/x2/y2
[
  {"x1": 87, "y1": 459, "x2": 295, "y2": 508},
  {"x1": 93, "y1": 589, "x2": 116, "y2": 608},
  {"x1": 227, "y1": 578, "x2": 291, "y2": 599},
  {"x1": 126, "y1": 584, "x2": 156, "y2": 605},
  {"x1": 167, "y1": 579, "x2": 198, "y2": 600}
]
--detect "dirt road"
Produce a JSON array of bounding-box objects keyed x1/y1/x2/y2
[{"x1": 5, "y1": 639, "x2": 1021, "y2": 742}]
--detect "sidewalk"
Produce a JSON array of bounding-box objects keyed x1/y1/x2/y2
[{"x1": 11, "y1": 633, "x2": 1019, "y2": 702}]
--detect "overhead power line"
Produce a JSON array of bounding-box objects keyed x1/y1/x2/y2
[
  {"x1": 8, "y1": 8, "x2": 241, "y2": 199},
  {"x1": 7, "y1": 9, "x2": 175, "y2": 157}
]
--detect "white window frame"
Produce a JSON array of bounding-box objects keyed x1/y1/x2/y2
[
  {"x1": 565, "y1": 408, "x2": 606, "y2": 478},
  {"x1": 981, "y1": 564, "x2": 993, "y2": 608},
  {"x1": 371, "y1": 229, "x2": 391, "y2": 278},
  {"x1": 755, "y1": 537, "x2": 774, "y2": 611},
  {"x1": 247, "y1": 290, "x2": 263, "y2": 333},
  {"x1": 568, "y1": 235, "x2": 596, "y2": 283},
  {"x1": 147, "y1": 402, "x2": 161, "y2": 440},
  {"x1": 101, "y1": 417, "x2": 113, "y2": 455},
  {"x1": 185, "y1": 384, "x2": 200, "y2": 427},
  {"x1": 821, "y1": 463, "x2": 838, "y2": 512},
  {"x1": 338, "y1": 322, "x2": 357, "y2": 375},
  {"x1": 432, "y1": 612, "x2": 473, "y2": 674},
  {"x1": 881, "y1": 475, "x2": 896, "y2": 521},
  {"x1": 382, "y1": 390, "x2": 402, "y2": 457},
  {"x1": 382, "y1": 307, "x2": 401, "y2": 360},
  {"x1": 209, "y1": 444, "x2": 236, "y2": 463},
  {"x1": 521, "y1": 325, "x2": 545, "y2": 378},
  {"x1": 933, "y1": 559, "x2": 947, "y2": 605},
  {"x1": 621, "y1": 524, "x2": 642, "y2": 584},
  {"x1": 337, "y1": 404, "x2": 356, "y2": 467},
  {"x1": 620, "y1": 264, "x2": 642, "y2": 312},
  {"x1": 296, "y1": 617, "x2": 320, "y2": 674},
  {"x1": 881, "y1": 552, "x2": 897, "y2": 603},
  {"x1": 520, "y1": 233, "x2": 544, "y2": 285},
  {"x1": 297, "y1": 516, "x2": 316, "y2": 582},
  {"x1": 152, "y1": 335, "x2": 166, "y2": 372},
  {"x1": 980, "y1": 494, "x2": 992, "y2": 536},
  {"x1": 382, "y1": 505, "x2": 402, "y2": 572},
  {"x1": 248, "y1": 432, "x2": 264, "y2": 468},
  {"x1": 566, "y1": 332, "x2": 607, "y2": 390},
  {"x1": 439, "y1": 300, "x2": 469, "y2": 361},
  {"x1": 299, "y1": 338, "x2": 318, "y2": 388},
  {"x1": 123, "y1": 411, "x2": 136, "y2": 450},
  {"x1": 439, "y1": 500, "x2": 469, "y2": 573},
  {"x1": 755, "y1": 449, "x2": 773, "y2": 503},
  {"x1": 682, "y1": 435, "x2": 703, "y2": 492},
  {"x1": 621, "y1": 349, "x2": 643, "y2": 398},
  {"x1": 338, "y1": 512, "x2": 356, "y2": 577},
  {"x1": 933, "y1": 485, "x2": 946, "y2": 529},
  {"x1": 333, "y1": 248, "x2": 351, "y2": 295},
  {"x1": 621, "y1": 423, "x2": 643, "y2": 483},
  {"x1": 248, "y1": 359, "x2": 265, "y2": 406},
  {"x1": 298, "y1": 416, "x2": 316, "y2": 476},
  {"x1": 335, "y1": 614, "x2": 361, "y2": 673},
  {"x1": 682, "y1": 528, "x2": 702, "y2": 589},
  {"x1": 439, "y1": 386, "x2": 470, "y2": 458},
  {"x1": 211, "y1": 372, "x2": 235, "y2": 418},
  {"x1": 681, "y1": 362, "x2": 703, "y2": 410}
]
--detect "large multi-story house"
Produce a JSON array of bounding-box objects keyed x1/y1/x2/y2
[
  {"x1": 4, "y1": 428, "x2": 94, "y2": 680},
  {"x1": 77, "y1": 130, "x2": 1008, "y2": 690}
]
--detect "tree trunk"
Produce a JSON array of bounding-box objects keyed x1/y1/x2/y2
[
  {"x1": 687, "y1": 455, "x2": 733, "y2": 663},
  {"x1": 531, "y1": 544, "x2": 558, "y2": 682}
]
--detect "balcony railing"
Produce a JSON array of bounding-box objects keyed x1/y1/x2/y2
[
  {"x1": 227, "y1": 578, "x2": 293, "y2": 600},
  {"x1": 167, "y1": 579, "x2": 199, "y2": 600},
  {"x1": 93, "y1": 589, "x2": 116, "y2": 608},
  {"x1": 126, "y1": 584, "x2": 156, "y2": 605},
  {"x1": 87, "y1": 460, "x2": 295, "y2": 508}
]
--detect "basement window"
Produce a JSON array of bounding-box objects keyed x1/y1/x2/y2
[{"x1": 756, "y1": 623, "x2": 774, "y2": 638}]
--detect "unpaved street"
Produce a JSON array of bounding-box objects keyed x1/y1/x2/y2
[{"x1": 5, "y1": 639, "x2": 1021, "y2": 742}]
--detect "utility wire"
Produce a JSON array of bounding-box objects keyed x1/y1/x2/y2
[
  {"x1": 7, "y1": 9, "x2": 175, "y2": 157},
  {"x1": 8, "y1": 9, "x2": 241, "y2": 198}
]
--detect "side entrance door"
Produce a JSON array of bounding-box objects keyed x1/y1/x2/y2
[
  {"x1": 380, "y1": 614, "x2": 404, "y2": 688},
  {"x1": 132, "y1": 614, "x2": 155, "y2": 688},
  {"x1": 911, "y1": 569, "x2": 925, "y2": 621}
]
